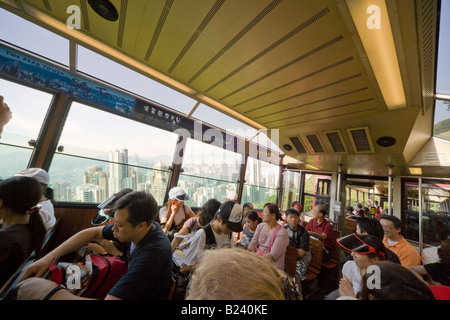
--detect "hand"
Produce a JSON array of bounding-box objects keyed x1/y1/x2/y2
[
  {"x1": 17, "y1": 278, "x2": 59, "y2": 300},
  {"x1": 0, "y1": 95, "x2": 13, "y2": 139},
  {"x1": 18, "y1": 258, "x2": 53, "y2": 282},
  {"x1": 171, "y1": 203, "x2": 180, "y2": 215},
  {"x1": 339, "y1": 276, "x2": 356, "y2": 298}
]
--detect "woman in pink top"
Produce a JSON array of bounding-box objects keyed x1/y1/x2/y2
[{"x1": 248, "y1": 203, "x2": 289, "y2": 271}]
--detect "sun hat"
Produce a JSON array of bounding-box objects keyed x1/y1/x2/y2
[
  {"x1": 15, "y1": 168, "x2": 50, "y2": 185},
  {"x1": 168, "y1": 187, "x2": 190, "y2": 201}
]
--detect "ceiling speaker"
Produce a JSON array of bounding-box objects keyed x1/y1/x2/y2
[{"x1": 88, "y1": 0, "x2": 119, "y2": 21}]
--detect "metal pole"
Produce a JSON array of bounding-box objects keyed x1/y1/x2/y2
[
  {"x1": 388, "y1": 166, "x2": 392, "y2": 215},
  {"x1": 336, "y1": 164, "x2": 342, "y2": 202},
  {"x1": 418, "y1": 177, "x2": 423, "y2": 255}
]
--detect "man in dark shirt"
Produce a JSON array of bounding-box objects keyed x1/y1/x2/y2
[{"x1": 17, "y1": 191, "x2": 172, "y2": 300}]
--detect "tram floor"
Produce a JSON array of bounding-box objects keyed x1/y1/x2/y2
[{"x1": 302, "y1": 269, "x2": 341, "y2": 300}]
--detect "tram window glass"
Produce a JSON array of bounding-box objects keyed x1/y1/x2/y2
[
  {"x1": 241, "y1": 157, "x2": 279, "y2": 209},
  {"x1": 0, "y1": 8, "x2": 69, "y2": 66},
  {"x1": 76, "y1": 46, "x2": 196, "y2": 115},
  {"x1": 403, "y1": 180, "x2": 450, "y2": 247},
  {"x1": 433, "y1": 99, "x2": 450, "y2": 141},
  {"x1": 280, "y1": 170, "x2": 300, "y2": 210},
  {"x1": 302, "y1": 173, "x2": 331, "y2": 213},
  {"x1": 0, "y1": 78, "x2": 53, "y2": 178},
  {"x1": 178, "y1": 137, "x2": 241, "y2": 207},
  {"x1": 435, "y1": 0, "x2": 450, "y2": 94},
  {"x1": 49, "y1": 102, "x2": 177, "y2": 205}
]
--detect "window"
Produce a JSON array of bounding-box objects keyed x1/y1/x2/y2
[
  {"x1": 280, "y1": 169, "x2": 300, "y2": 210},
  {"x1": 241, "y1": 157, "x2": 279, "y2": 209},
  {"x1": 0, "y1": 78, "x2": 53, "y2": 178},
  {"x1": 178, "y1": 137, "x2": 241, "y2": 207},
  {"x1": 49, "y1": 102, "x2": 178, "y2": 205},
  {"x1": 0, "y1": 8, "x2": 69, "y2": 66},
  {"x1": 433, "y1": 99, "x2": 450, "y2": 141},
  {"x1": 435, "y1": 0, "x2": 450, "y2": 95},
  {"x1": 302, "y1": 173, "x2": 331, "y2": 213},
  {"x1": 403, "y1": 179, "x2": 450, "y2": 246}
]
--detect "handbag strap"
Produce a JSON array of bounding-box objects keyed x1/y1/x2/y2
[{"x1": 268, "y1": 225, "x2": 282, "y2": 252}]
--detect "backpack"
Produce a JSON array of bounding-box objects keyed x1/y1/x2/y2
[{"x1": 47, "y1": 254, "x2": 127, "y2": 300}]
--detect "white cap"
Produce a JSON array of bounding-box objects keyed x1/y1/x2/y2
[
  {"x1": 15, "y1": 168, "x2": 49, "y2": 185},
  {"x1": 226, "y1": 190, "x2": 238, "y2": 201},
  {"x1": 168, "y1": 187, "x2": 190, "y2": 201}
]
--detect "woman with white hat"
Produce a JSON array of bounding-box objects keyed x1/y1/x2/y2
[{"x1": 159, "y1": 187, "x2": 195, "y2": 237}]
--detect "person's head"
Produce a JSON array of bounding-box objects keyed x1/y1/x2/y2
[
  {"x1": 214, "y1": 201, "x2": 243, "y2": 234},
  {"x1": 0, "y1": 176, "x2": 46, "y2": 254},
  {"x1": 111, "y1": 191, "x2": 158, "y2": 243},
  {"x1": 355, "y1": 216, "x2": 385, "y2": 240},
  {"x1": 242, "y1": 202, "x2": 254, "y2": 213},
  {"x1": 338, "y1": 233, "x2": 387, "y2": 269},
  {"x1": 312, "y1": 204, "x2": 327, "y2": 220},
  {"x1": 244, "y1": 210, "x2": 261, "y2": 232},
  {"x1": 284, "y1": 208, "x2": 300, "y2": 229},
  {"x1": 291, "y1": 201, "x2": 303, "y2": 213},
  {"x1": 15, "y1": 167, "x2": 54, "y2": 203},
  {"x1": 225, "y1": 190, "x2": 238, "y2": 202},
  {"x1": 91, "y1": 188, "x2": 134, "y2": 225},
  {"x1": 360, "y1": 261, "x2": 436, "y2": 300},
  {"x1": 198, "y1": 198, "x2": 221, "y2": 226},
  {"x1": 167, "y1": 186, "x2": 189, "y2": 208},
  {"x1": 186, "y1": 247, "x2": 286, "y2": 300},
  {"x1": 379, "y1": 215, "x2": 402, "y2": 239},
  {"x1": 262, "y1": 203, "x2": 282, "y2": 223}
]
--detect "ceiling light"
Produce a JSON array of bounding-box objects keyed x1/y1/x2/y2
[
  {"x1": 88, "y1": 0, "x2": 118, "y2": 21},
  {"x1": 345, "y1": 0, "x2": 406, "y2": 110},
  {"x1": 376, "y1": 136, "x2": 396, "y2": 147},
  {"x1": 409, "y1": 167, "x2": 422, "y2": 175},
  {"x1": 283, "y1": 144, "x2": 293, "y2": 151}
]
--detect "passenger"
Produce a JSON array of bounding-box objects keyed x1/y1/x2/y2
[
  {"x1": 242, "y1": 202, "x2": 254, "y2": 214},
  {"x1": 15, "y1": 168, "x2": 56, "y2": 231},
  {"x1": 330, "y1": 233, "x2": 387, "y2": 299},
  {"x1": 186, "y1": 247, "x2": 286, "y2": 300},
  {"x1": 170, "y1": 198, "x2": 221, "y2": 252},
  {"x1": 291, "y1": 201, "x2": 303, "y2": 213},
  {"x1": 359, "y1": 261, "x2": 436, "y2": 300},
  {"x1": 354, "y1": 203, "x2": 364, "y2": 217},
  {"x1": 237, "y1": 210, "x2": 261, "y2": 249},
  {"x1": 175, "y1": 201, "x2": 243, "y2": 275},
  {"x1": 225, "y1": 190, "x2": 238, "y2": 202},
  {"x1": 409, "y1": 239, "x2": 450, "y2": 286},
  {"x1": 305, "y1": 205, "x2": 334, "y2": 260},
  {"x1": 421, "y1": 229, "x2": 450, "y2": 265},
  {"x1": 248, "y1": 203, "x2": 289, "y2": 271},
  {"x1": 354, "y1": 216, "x2": 400, "y2": 264},
  {"x1": 283, "y1": 208, "x2": 311, "y2": 281},
  {"x1": 0, "y1": 176, "x2": 46, "y2": 287},
  {"x1": 380, "y1": 215, "x2": 421, "y2": 268},
  {"x1": 345, "y1": 205, "x2": 354, "y2": 216},
  {"x1": 0, "y1": 95, "x2": 12, "y2": 139},
  {"x1": 17, "y1": 191, "x2": 173, "y2": 300},
  {"x1": 159, "y1": 187, "x2": 195, "y2": 236}
]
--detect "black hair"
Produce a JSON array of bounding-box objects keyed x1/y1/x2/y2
[
  {"x1": 198, "y1": 198, "x2": 221, "y2": 226},
  {"x1": 284, "y1": 208, "x2": 300, "y2": 217},
  {"x1": 0, "y1": 176, "x2": 46, "y2": 255},
  {"x1": 356, "y1": 216, "x2": 384, "y2": 240},
  {"x1": 380, "y1": 215, "x2": 402, "y2": 232},
  {"x1": 243, "y1": 202, "x2": 254, "y2": 210},
  {"x1": 264, "y1": 203, "x2": 282, "y2": 220},
  {"x1": 438, "y1": 239, "x2": 450, "y2": 284},
  {"x1": 112, "y1": 191, "x2": 158, "y2": 226},
  {"x1": 244, "y1": 210, "x2": 262, "y2": 223}
]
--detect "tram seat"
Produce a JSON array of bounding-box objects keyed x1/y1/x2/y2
[
  {"x1": 303, "y1": 237, "x2": 323, "y2": 282},
  {"x1": 344, "y1": 216, "x2": 356, "y2": 235},
  {"x1": 284, "y1": 245, "x2": 303, "y2": 299},
  {"x1": 321, "y1": 230, "x2": 342, "y2": 282}
]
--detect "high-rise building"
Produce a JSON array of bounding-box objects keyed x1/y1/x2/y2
[{"x1": 109, "y1": 148, "x2": 129, "y2": 196}]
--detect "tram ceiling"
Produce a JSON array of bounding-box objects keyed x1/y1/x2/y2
[{"x1": 0, "y1": 0, "x2": 440, "y2": 177}]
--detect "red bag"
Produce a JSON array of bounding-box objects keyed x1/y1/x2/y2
[{"x1": 47, "y1": 254, "x2": 127, "y2": 300}]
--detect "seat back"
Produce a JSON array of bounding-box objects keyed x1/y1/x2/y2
[
  {"x1": 284, "y1": 246, "x2": 298, "y2": 278},
  {"x1": 308, "y1": 237, "x2": 323, "y2": 275}
]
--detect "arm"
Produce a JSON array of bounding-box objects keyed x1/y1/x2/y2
[
  {"x1": 248, "y1": 224, "x2": 263, "y2": 252},
  {"x1": 19, "y1": 226, "x2": 105, "y2": 281},
  {"x1": 170, "y1": 224, "x2": 190, "y2": 251}
]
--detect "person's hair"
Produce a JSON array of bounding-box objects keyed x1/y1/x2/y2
[
  {"x1": 380, "y1": 215, "x2": 402, "y2": 232},
  {"x1": 0, "y1": 176, "x2": 46, "y2": 254},
  {"x1": 112, "y1": 191, "x2": 158, "y2": 226},
  {"x1": 198, "y1": 198, "x2": 221, "y2": 226},
  {"x1": 360, "y1": 261, "x2": 435, "y2": 300},
  {"x1": 284, "y1": 208, "x2": 300, "y2": 217},
  {"x1": 264, "y1": 203, "x2": 282, "y2": 220},
  {"x1": 438, "y1": 239, "x2": 450, "y2": 284},
  {"x1": 356, "y1": 217, "x2": 384, "y2": 240},
  {"x1": 243, "y1": 202, "x2": 254, "y2": 210},
  {"x1": 43, "y1": 186, "x2": 55, "y2": 205},
  {"x1": 186, "y1": 247, "x2": 286, "y2": 300},
  {"x1": 355, "y1": 234, "x2": 388, "y2": 260},
  {"x1": 315, "y1": 204, "x2": 328, "y2": 217},
  {"x1": 245, "y1": 210, "x2": 262, "y2": 223}
]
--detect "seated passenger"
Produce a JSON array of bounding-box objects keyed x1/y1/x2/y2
[
  {"x1": 380, "y1": 215, "x2": 421, "y2": 268},
  {"x1": 409, "y1": 239, "x2": 450, "y2": 286},
  {"x1": 0, "y1": 176, "x2": 46, "y2": 287},
  {"x1": 159, "y1": 187, "x2": 195, "y2": 237},
  {"x1": 175, "y1": 201, "x2": 243, "y2": 275},
  {"x1": 17, "y1": 191, "x2": 173, "y2": 300},
  {"x1": 421, "y1": 229, "x2": 450, "y2": 265},
  {"x1": 171, "y1": 198, "x2": 221, "y2": 252},
  {"x1": 283, "y1": 208, "x2": 311, "y2": 281},
  {"x1": 248, "y1": 203, "x2": 289, "y2": 271},
  {"x1": 360, "y1": 261, "x2": 435, "y2": 300},
  {"x1": 237, "y1": 210, "x2": 261, "y2": 249},
  {"x1": 305, "y1": 205, "x2": 334, "y2": 260},
  {"x1": 186, "y1": 247, "x2": 286, "y2": 300},
  {"x1": 15, "y1": 168, "x2": 56, "y2": 231}
]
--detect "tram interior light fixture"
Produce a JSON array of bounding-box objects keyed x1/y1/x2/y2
[
  {"x1": 88, "y1": 0, "x2": 119, "y2": 21},
  {"x1": 409, "y1": 167, "x2": 422, "y2": 175},
  {"x1": 345, "y1": 0, "x2": 406, "y2": 110}
]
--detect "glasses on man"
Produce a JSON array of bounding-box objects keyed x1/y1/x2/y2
[{"x1": 91, "y1": 194, "x2": 117, "y2": 225}]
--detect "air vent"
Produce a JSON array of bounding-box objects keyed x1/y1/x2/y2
[
  {"x1": 305, "y1": 133, "x2": 325, "y2": 154},
  {"x1": 347, "y1": 127, "x2": 374, "y2": 153},
  {"x1": 289, "y1": 136, "x2": 307, "y2": 154},
  {"x1": 324, "y1": 130, "x2": 348, "y2": 153}
]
